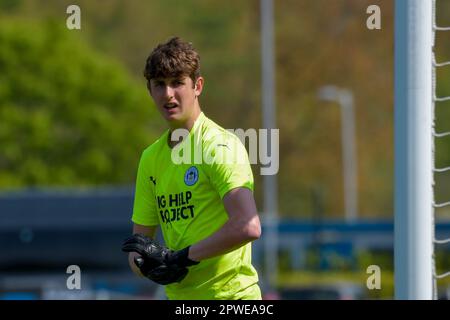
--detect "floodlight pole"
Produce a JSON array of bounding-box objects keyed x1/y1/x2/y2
[
  {"x1": 317, "y1": 86, "x2": 358, "y2": 223},
  {"x1": 261, "y1": 0, "x2": 279, "y2": 292}
]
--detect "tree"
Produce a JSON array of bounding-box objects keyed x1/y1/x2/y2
[{"x1": 0, "y1": 19, "x2": 163, "y2": 188}]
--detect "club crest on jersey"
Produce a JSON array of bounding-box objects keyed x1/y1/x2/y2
[{"x1": 184, "y1": 166, "x2": 199, "y2": 186}]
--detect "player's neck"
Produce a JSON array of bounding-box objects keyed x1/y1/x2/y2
[{"x1": 167, "y1": 106, "x2": 202, "y2": 148}]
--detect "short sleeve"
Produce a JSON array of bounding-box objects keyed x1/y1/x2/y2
[
  {"x1": 203, "y1": 134, "x2": 254, "y2": 199},
  {"x1": 131, "y1": 150, "x2": 159, "y2": 226}
]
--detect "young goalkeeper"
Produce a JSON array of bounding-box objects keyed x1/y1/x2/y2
[{"x1": 122, "y1": 37, "x2": 262, "y2": 300}]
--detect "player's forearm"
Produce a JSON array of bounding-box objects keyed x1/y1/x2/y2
[{"x1": 188, "y1": 215, "x2": 261, "y2": 262}]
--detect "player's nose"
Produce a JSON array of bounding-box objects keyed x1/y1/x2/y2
[{"x1": 164, "y1": 85, "x2": 175, "y2": 99}]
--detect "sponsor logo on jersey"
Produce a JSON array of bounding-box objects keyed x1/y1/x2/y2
[{"x1": 156, "y1": 191, "x2": 195, "y2": 227}]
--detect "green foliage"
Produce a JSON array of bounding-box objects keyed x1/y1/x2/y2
[
  {"x1": 0, "y1": 0, "x2": 22, "y2": 12},
  {"x1": 0, "y1": 19, "x2": 162, "y2": 188}
]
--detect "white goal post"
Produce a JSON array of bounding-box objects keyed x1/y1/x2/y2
[{"x1": 394, "y1": 0, "x2": 433, "y2": 300}]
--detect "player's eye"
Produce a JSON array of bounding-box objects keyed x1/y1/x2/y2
[{"x1": 153, "y1": 81, "x2": 165, "y2": 87}]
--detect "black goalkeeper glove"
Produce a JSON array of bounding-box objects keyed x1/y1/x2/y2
[{"x1": 121, "y1": 233, "x2": 199, "y2": 285}]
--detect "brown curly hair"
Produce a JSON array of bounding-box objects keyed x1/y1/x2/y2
[{"x1": 144, "y1": 37, "x2": 201, "y2": 87}]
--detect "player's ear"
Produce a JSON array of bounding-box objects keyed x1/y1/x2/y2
[
  {"x1": 147, "y1": 80, "x2": 153, "y2": 95},
  {"x1": 194, "y1": 76, "x2": 204, "y2": 97}
]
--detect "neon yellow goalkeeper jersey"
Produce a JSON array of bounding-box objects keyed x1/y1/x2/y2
[{"x1": 131, "y1": 112, "x2": 261, "y2": 300}]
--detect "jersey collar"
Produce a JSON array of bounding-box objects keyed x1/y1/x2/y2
[{"x1": 166, "y1": 111, "x2": 206, "y2": 149}]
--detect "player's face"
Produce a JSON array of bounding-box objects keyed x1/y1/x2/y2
[{"x1": 148, "y1": 75, "x2": 203, "y2": 127}]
